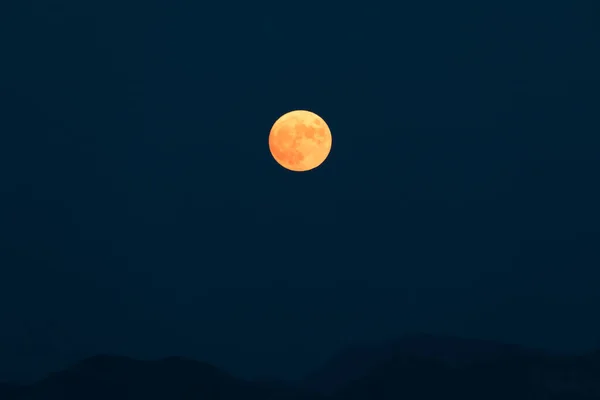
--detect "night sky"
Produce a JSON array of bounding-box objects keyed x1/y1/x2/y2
[{"x1": 1, "y1": 0, "x2": 599, "y2": 384}]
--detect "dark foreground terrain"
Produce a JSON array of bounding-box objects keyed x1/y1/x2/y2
[{"x1": 2, "y1": 335, "x2": 599, "y2": 399}]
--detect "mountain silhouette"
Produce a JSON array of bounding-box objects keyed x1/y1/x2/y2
[
  {"x1": 2, "y1": 354, "x2": 320, "y2": 400},
  {"x1": 302, "y1": 333, "x2": 539, "y2": 394},
  {"x1": 9, "y1": 355, "x2": 270, "y2": 400},
  {"x1": 2, "y1": 335, "x2": 600, "y2": 399},
  {"x1": 327, "y1": 336, "x2": 600, "y2": 400},
  {"x1": 0, "y1": 382, "x2": 23, "y2": 398}
]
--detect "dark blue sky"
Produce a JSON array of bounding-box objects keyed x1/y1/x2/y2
[{"x1": 1, "y1": 0, "x2": 599, "y2": 383}]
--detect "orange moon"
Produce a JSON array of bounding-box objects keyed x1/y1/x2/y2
[{"x1": 268, "y1": 110, "x2": 332, "y2": 172}]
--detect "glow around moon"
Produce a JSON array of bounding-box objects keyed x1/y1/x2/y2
[{"x1": 268, "y1": 110, "x2": 332, "y2": 172}]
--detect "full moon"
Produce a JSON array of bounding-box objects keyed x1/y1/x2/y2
[{"x1": 268, "y1": 110, "x2": 332, "y2": 172}]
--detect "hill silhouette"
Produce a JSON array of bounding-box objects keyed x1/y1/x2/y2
[
  {"x1": 302, "y1": 333, "x2": 539, "y2": 394},
  {"x1": 21, "y1": 355, "x2": 254, "y2": 400},
  {"x1": 0, "y1": 382, "x2": 23, "y2": 398},
  {"x1": 1, "y1": 354, "x2": 318, "y2": 400},
  {"x1": 1, "y1": 335, "x2": 599, "y2": 399},
  {"x1": 324, "y1": 335, "x2": 600, "y2": 399}
]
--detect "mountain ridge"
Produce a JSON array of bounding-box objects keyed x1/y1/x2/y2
[
  {"x1": 302, "y1": 332, "x2": 546, "y2": 394},
  {"x1": 2, "y1": 334, "x2": 599, "y2": 399}
]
